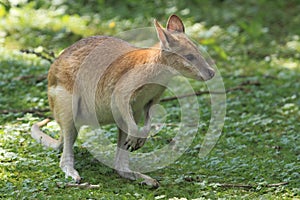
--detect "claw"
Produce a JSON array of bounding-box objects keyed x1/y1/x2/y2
[{"x1": 124, "y1": 134, "x2": 147, "y2": 152}]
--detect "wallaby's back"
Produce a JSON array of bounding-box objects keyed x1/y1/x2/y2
[{"x1": 48, "y1": 36, "x2": 137, "y2": 92}]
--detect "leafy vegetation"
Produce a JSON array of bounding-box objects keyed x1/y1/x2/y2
[{"x1": 0, "y1": 0, "x2": 299, "y2": 199}]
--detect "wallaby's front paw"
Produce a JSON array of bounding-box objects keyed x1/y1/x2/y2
[
  {"x1": 124, "y1": 135, "x2": 147, "y2": 151},
  {"x1": 61, "y1": 165, "x2": 81, "y2": 183}
]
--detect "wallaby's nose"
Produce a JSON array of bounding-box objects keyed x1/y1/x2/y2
[{"x1": 208, "y1": 68, "x2": 215, "y2": 79}]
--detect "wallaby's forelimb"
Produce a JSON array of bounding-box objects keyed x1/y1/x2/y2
[{"x1": 31, "y1": 119, "x2": 63, "y2": 150}]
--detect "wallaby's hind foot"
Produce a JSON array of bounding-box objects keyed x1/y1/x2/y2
[
  {"x1": 60, "y1": 165, "x2": 81, "y2": 183},
  {"x1": 116, "y1": 129, "x2": 159, "y2": 188},
  {"x1": 60, "y1": 154, "x2": 81, "y2": 183},
  {"x1": 117, "y1": 170, "x2": 159, "y2": 188}
]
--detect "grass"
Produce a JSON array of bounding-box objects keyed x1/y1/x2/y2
[{"x1": 0, "y1": 0, "x2": 300, "y2": 199}]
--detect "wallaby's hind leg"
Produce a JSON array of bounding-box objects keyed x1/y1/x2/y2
[
  {"x1": 59, "y1": 122, "x2": 81, "y2": 183},
  {"x1": 115, "y1": 128, "x2": 159, "y2": 188},
  {"x1": 50, "y1": 86, "x2": 81, "y2": 183}
]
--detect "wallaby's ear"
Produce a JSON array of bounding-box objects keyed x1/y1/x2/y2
[
  {"x1": 154, "y1": 19, "x2": 172, "y2": 50},
  {"x1": 166, "y1": 15, "x2": 185, "y2": 33}
]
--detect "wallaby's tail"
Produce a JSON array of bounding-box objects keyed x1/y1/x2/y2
[{"x1": 31, "y1": 119, "x2": 62, "y2": 150}]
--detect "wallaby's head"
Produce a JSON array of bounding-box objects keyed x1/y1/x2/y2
[{"x1": 154, "y1": 15, "x2": 215, "y2": 81}]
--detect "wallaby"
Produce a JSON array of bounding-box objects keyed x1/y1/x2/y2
[{"x1": 31, "y1": 15, "x2": 215, "y2": 188}]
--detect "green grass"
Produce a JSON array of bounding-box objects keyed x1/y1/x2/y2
[{"x1": 0, "y1": 0, "x2": 300, "y2": 199}]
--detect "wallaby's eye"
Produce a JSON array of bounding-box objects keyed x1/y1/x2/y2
[{"x1": 184, "y1": 54, "x2": 196, "y2": 61}]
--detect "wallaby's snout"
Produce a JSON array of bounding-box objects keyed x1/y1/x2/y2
[
  {"x1": 202, "y1": 67, "x2": 215, "y2": 81},
  {"x1": 208, "y1": 67, "x2": 215, "y2": 79},
  {"x1": 198, "y1": 59, "x2": 215, "y2": 81}
]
